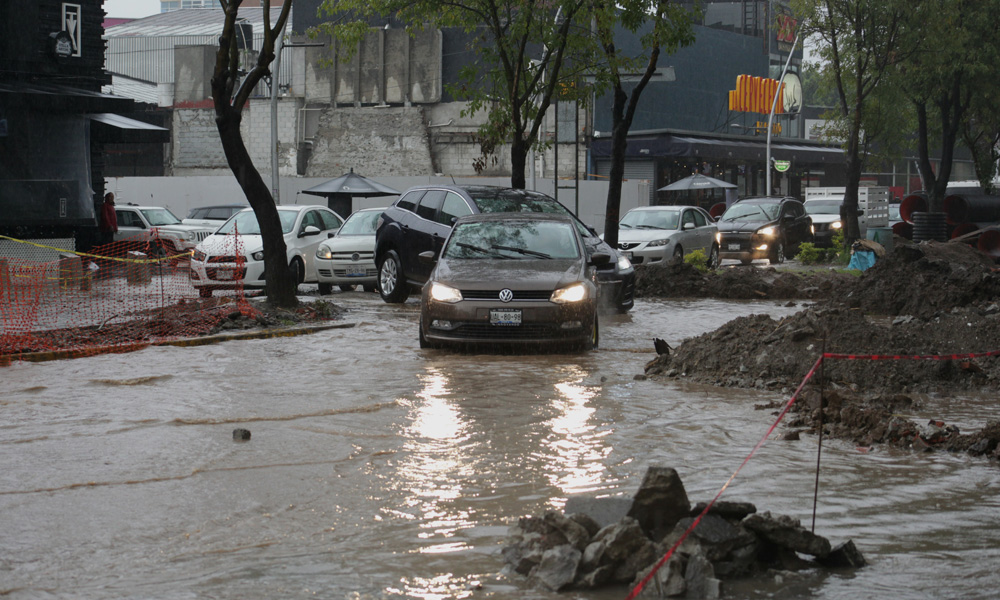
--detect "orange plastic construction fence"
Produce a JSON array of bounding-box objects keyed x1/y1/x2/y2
[{"x1": 1, "y1": 232, "x2": 258, "y2": 361}]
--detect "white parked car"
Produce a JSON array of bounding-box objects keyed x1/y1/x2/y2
[
  {"x1": 182, "y1": 204, "x2": 248, "y2": 229},
  {"x1": 608, "y1": 205, "x2": 719, "y2": 267},
  {"x1": 114, "y1": 204, "x2": 215, "y2": 255},
  {"x1": 189, "y1": 205, "x2": 344, "y2": 298},
  {"x1": 315, "y1": 207, "x2": 383, "y2": 294}
]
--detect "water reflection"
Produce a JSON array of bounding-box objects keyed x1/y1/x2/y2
[{"x1": 543, "y1": 367, "x2": 610, "y2": 501}]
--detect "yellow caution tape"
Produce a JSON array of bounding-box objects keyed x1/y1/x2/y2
[{"x1": 0, "y1": 234, "x2": 192, "y2": 264}]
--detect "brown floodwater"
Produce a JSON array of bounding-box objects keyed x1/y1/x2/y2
[{"x1": 1, "y1": 292, "x2": 998, "y2": 599}]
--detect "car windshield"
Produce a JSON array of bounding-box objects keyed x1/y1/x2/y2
[
  {"x1": 468, "y1": 189, "x2": 594, "y2": 239},
  {"x1": 217, "y1": 210, "x2": 298, "y2": 235},
  {"x1": 140, "y1": 208, "x2": 182, "y2": 226},
  {"x1": 338, "y1": 210, "x2": 381, "y2": 235},
  {"x1": 444, "y1": 220, "x2": 580, "y2": 260},
  {"x1": 805, "y1": 200, "x2": 842, "y2": 215},
  {"x1": 722, "y1": 202, "x2": 780, "y2": 222},
  {"x1": 620, "y1": 209, "x2": 680, "y2": 230}
]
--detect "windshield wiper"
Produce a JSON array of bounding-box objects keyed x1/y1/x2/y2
[
  {"x1": 619, "y1": 223, "x2": 633, "y2": 229},
  {"x1": 635, "y1": 224, "x2": 666, "y2": 230},
  {"x1": 456, "y1": 242, "x2": 498, "y2": 256},
  {"x1": 492, "y1": 244, "x2": 551, "y2": 259}
]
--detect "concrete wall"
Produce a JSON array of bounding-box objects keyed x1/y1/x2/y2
[{"x1": 103, "y1": 175, "x2": 648, "y2": 236}]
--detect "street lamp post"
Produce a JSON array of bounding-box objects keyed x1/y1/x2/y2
[{"x1": 766, "y1": 26, "x2": 802, "y2": 196}]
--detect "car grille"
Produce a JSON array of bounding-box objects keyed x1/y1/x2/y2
[
  {"x1": 206, "y1": 267, "x2": 247, "y2": 281},
  {"x1": 334, "y1": 268, "x2": 377, "y2": 277},
  {"x1": 618, "y1": 242, "x2": 640, "y2": 250},
  {"x1": 444, "y1": 322, "x2": 564, "y2": 339},
  {"x1": 459, "y1": 289, "x2": 552, "y2": 301},
  {"x1": 813, "y1": 223, "x2": 832, "y2": 232},
  {"x1": 330, "y1": 251, "x2": 374, "y2": 260},
  {"x1": 719, "y1": 233, "x2": 753, "y2": 251},
  {"x1": 207, "y1": 255, "x2": 242, "y2": 264}
]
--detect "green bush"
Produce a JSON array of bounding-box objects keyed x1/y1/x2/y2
[
  {"x1": 795, "y1": 242, "x2": 825, "y2": 265},
  {"x1": 684, "y1": 248, "x2": 710, "y2": 272}
]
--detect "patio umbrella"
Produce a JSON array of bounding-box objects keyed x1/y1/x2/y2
[
  {"x1": 658, "y1": 173, "x2": 736, "y2": 191},
  {"x1": 301, "y1": 169, "x2": 400, "y2": 218}
]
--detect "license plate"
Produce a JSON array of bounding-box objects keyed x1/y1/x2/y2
[
  {"x1": 345, "y1": 265, "x2": 365, "y2": 276},
  {"x1": 728, "y1": 243, "x2": 740, "y2": 251},
  {"x1": 490, "y1": 309, "x2": 522, "y2": 326},
  {"x1": 216, "y1": 269, "x2": 234, "y2": 280}
]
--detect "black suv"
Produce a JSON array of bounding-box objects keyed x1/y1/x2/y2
[
  {"x1": 716, "y1": 196, "x2": 813, "y2": 264},
  {"x1": 374, "y1": 185, "x2": 635, "y2": 312}
]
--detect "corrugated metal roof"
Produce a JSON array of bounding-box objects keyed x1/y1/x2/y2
[
  {"x1": 105, "y1": 7, "x2": 286, "y2": 38},
  {"x1": 104, "y1": 75, "x2": 162, "y2": 106}
]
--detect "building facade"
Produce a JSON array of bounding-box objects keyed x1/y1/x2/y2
[{"x1": 0, "y1": 0, "x2": 167, "y2": 249}]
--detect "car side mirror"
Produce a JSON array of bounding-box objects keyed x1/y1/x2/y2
[
  {"x1": 682, "y1": 222, "x2": 695, "y2": 230},
  {"x1": 589, "y1": 252, "x2": 611, "y2": 267},
  {"x1": 418, "y1": 250, "x2": 437, "y2": 265},
  {"x1": 299, "y1": 225, "x2": 321, "y2": 238}
]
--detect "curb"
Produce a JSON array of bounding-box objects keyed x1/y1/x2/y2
[{"x1": 1, "y1": 321, "x2": 357, "y2": 365}]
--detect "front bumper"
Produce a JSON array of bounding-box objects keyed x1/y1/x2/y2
[
  {"x1": 718, "y1": 232, "x2": 775, "y2": 261},
  {"x1": 596, "y1": 265, "x2": 635, "y2": 312},
  {"x1": 421, "y1": 298, "x2": 595, "y2": 348},
  {"x1": 316, "y1": 258, "x2": 378, "y2": 286},
  {"x1": 188, "y1": 258, "x2": 265, "y2": 290},
  {"x1": 616, "y1": 242, "x2": 672, "y2": 266}
]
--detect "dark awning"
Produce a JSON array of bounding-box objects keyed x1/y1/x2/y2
[
  {"x1": 591, "y1": 132, "x2": 844, "y2": 165},
  {"x1": 0, "y1": 82, "x2": 134, "y2": 113},
  {"x1": 88, "y1": 113, "x2": 170, "y2": 143}
]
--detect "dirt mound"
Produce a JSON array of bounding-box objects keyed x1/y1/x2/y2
[
  {"x1": 633, "y1": 261, "x2": 849, "y2": 300},
  {"x1": 837, "y1": 240, "x2": 1000, "y2": 318}
]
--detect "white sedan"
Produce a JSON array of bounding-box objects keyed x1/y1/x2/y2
[
  {"x1": 609, "y1": 205, "x2": 719, "y2": 267},
  {"x1": 189, "y1": 205, "x2": 344, "y2": 298},
  {"x1": 315, "y1": 207, "x2": 383, "y2": 294}
]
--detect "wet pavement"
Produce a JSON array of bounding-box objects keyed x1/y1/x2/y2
[{"x1": 1, "y1": 291, "x2": 999, "y2": 599}]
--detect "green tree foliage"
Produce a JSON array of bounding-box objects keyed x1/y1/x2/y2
[
  {"x1": 592, "y1": 0, "x2": 696, "y2": 247},
  {"x1": 211, "y1": 0, "x2": 297, "y2": 307},
  {"x1": 793, "y1": 0, "x2": 913, "y2": 244},
  {"x1": 316, "y1": 0, "x2": 593, "y2": 190}
]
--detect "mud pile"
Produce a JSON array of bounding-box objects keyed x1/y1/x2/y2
[
  {"x1": 642, "y1": 239, "x2": 1000, "y2": 458},
  {"x1": 633, "y1": 260, "x2": 848, "y2": 301}
]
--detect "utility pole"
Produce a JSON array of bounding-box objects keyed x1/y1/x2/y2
[{"x1": 766, "y1": 25, "x2": 802, "y2": 196}]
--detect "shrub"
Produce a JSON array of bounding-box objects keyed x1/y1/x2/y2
[
  {"x1": 795, "y1": 242, "x2": 826, "y2": 265},
  {"x1": 684, "y1": 248, "x2": 710, "y2": 272}
]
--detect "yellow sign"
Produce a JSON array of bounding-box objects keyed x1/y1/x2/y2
[{"x1": 728, "y1": 75, "x2": 785, "y2": 115}]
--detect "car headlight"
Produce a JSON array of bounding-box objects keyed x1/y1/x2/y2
[
  {"x1": 251, "y1": 251, "x2": 265, "y2": 261},
  {"x1": 429, "y1": 282, "x2": 462, "y2": 303},
  {"x1": 716, "y1": 232, "x2": 721, "y2": 244},
  {"x1": 757, "y1": 226, "x2": 776, "y2": 236},
  {"x1": 831, "y1": 221, "x2": 842, "y2": 229},
  {"x1": 316, "y1": 245, "x2": 333, "y2": 259},
  {"x1": 617, "y1": 255, "x2": 632, "y2": 270},
  {"x1": 646, "y1": 238, "x2": 669, "y2": 248},
  {"x1": 551, "y1": 283, "x2": 587, "y2": 304}
]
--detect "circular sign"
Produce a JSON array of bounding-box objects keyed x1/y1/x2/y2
[{"x1": 773, "y1": 160, "x2": 791, "y2": 172}]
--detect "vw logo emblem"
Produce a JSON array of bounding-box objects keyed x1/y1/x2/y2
[
  {"x1": 498, "y1": 289, "x2": 514, "y2": 303},
  {"x1": 351, "y1": 252, "x2": 360, "y2": 261}
]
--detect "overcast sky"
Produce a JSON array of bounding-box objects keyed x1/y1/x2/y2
[{"x1": 104, "y1": 0, "x2": 161, "y2": 19}]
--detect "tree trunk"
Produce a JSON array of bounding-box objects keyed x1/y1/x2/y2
[
  {"x1": 841, "y1": 133, "x2": 863, "y2": 245},
  {"x1": 602, "y1": 87, "x2": 630, "y2": 248},
  {"x1": 215, "y1": 111, "x2": 298, "y2": 308},
  {"x1": 510, "y1": 136, "x2": 529, "y2": 190}
]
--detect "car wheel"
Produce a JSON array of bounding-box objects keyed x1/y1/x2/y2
[
  {"x1": 290, "y1": 257, "x2": 305, "y2": 284},
  {"x1": 198, "y1": 287, "x2": 212, "y2": 298},
  {"x1": 318, "y1": 282, "x2": 332, "y2": 295},
  {"x1": 672, "y1": 245, "x2": 683, "y2": 262},
  {"x1": 769, "y1": 240, "x2": 785, "y2": 265},
  {"x1": 339, "y1": 284, "x2": 356, "y2": 292},
  {"x1": 578, "y1": 315, "x2": 599, "y2": 352},
  {"x1": 378, "y1": 249, "x2": 409, "y2": 303},
  {"x1": 419, "y1": 322, "x2": 434, "y2": 349},
  {"x1": 708, "y1": 244, "x2": 720, "y2": 270}
]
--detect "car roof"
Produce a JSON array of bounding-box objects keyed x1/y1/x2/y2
[
  {"x1": 454, "y1": 212, "x2": 576, "y2": 225},
  {"x1": 628, "y1": 205, "x2": 691, "y2": 212},
  {"x1": 736, "y1": 196, "x2": 800, "y2": 204},
  {"x1": 191, "y1": 204, "x2": 248, "y2": 209},
  {"x1": 118, "y1": 205, "x2": 173, "y2": 210},
  {"x1": 236, "y1": 204, "x2": 327, "y2": 213}
]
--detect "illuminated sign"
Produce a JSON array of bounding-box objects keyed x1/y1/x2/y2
[
  {"x1": 727, "y1": 75, "x2": 786, "y2": 114},
  {"x1": 773, "y1": 160, "x2": 791, "y2": 172}
]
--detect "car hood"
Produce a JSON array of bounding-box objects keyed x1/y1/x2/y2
[
  {"x1": 324, "y1": 234, "x2": 375, "y2": 252},
  {"x1": 433, "y1": 258, "x2": 585, "y2": 290},
  {"x1": 616, "y1": 228, "x2": 680, "y2": 243},
  {"x1": 716, "y1": 220, "x2": 775, "y2": 233},
  {"x1": 197, "y1": 233, "x2": 267, "y2": 255},
  {"x1": 153, "y1": 224, "x2": 215, "y2": 235}
]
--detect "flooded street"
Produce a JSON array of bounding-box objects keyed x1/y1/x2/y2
[{"x1": 2, "y1": 293, "x2": 999, "y2": 599}]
